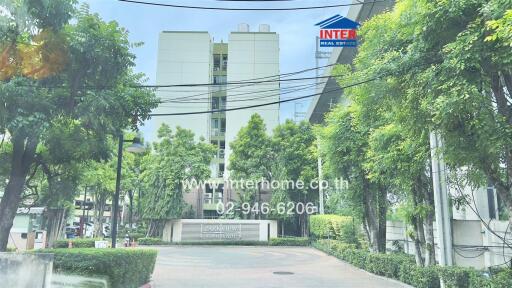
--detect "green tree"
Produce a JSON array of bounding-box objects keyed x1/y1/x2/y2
[
  {"x1": 141, "y1": 124, "x2": 215, "y2": 237},
  {"x1": 317, "y1": 104, "x2": 388, "y2": 253},
  {"x1": 228, "y1": 114, "x2": 273, "y2": 219},
  {"x1": 347, "y1": 0, "x2": 512, "y2": 219},
  {"x1": 319, "y1": 0, "x2": 512, "y2": 259},
  {"x1": 271, "y1": 120, "x2": 317, "y2": 236},
  {"x1": 0, "y1": 2, "x2": 157, "y2": 251}
]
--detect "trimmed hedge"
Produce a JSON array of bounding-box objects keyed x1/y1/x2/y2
[
  {"x1": 54, "y1": 238, "x2": 102, "y2": 248},
  {"x1": 314, "y1": 240, "x2": 438, "y2": 287},
  {"x1": 269, "y1": 237, "x2": 310, "y2": 246},
  {"x1": 313, "y1": 240, "x2": 512, "y2": 288},
  {"x1": 43, "y1": 248, "x2": 157, "y2": 288},
  {"x1": 128, "y1": 232, "x2": 146, "y2": 241},
  {"x1": 137, "y1": 237, "x2": 170, "y2": 245},
  {"x1": 180, "y1": 240, "x2": 266, "y2": 246},
  {"x1": 138, "y1": 237, "x2": 310, "y2": 246},
  {"x1": 310, "y1": 214, "x2": 360, "y2": 245}
]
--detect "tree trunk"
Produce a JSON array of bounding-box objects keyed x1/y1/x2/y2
[
  {"x1": 147, "y1": 220, "x2": 163, "y2": 237},
  {"x1": 363, "y1": 184, "x2": 379, "y2": 252},
  {"x1": 0, "y1": 135, "x2": 38, "y2": 251},
  {"x1": 46, "y1": 208, "x2": 66, "y2": 247},
  {"x1": 377, "y1": 188, "x2": 387, "y2": 253},
  {"x1": 424, "y1": 166, "x2": 436, "y2": 265},
  {"x1": 94, "y1": 193, "x2": 106, "y2": 237},
  {"x1": 411, "y1": 215, "x2": 425, "y2": 266}
]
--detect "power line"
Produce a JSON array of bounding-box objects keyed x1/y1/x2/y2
[
  {"x1": 149, "y1": 76, "x2": 377, "y2": 116},
  {"x1": 118, "y1": 0, "x2": 386, "y2": 11},
  {"x1": 23, "y1": 63, "x2": 337, "y2": 92},
  {"x1": 158, "y1": 63, "x2": 336, "y2": 101},
  {"x1": 158, "y1": 81, "x2": 326, "y2": 103},
  {"x1": 216, "y1": 0, "x2": 299, "y2": 1},
  {"x1": 141, "y1": 74, "x2": 338, "y2": 88},
  {"x1": 158, "y1": 83, "x2": 323, "y2": 107}
]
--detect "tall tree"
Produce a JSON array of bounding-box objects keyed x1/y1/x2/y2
[
  {"x1": 228, "y1": 114, "x2": 273, "y2": 219},
  {"x1": 141, "y1": 124, "x2": 214, "y2": 237},
  {"x1": 317, "y1": 105, "x2": 388, "y2": 253},
  {"x1": 271, "y1": 120, "x2": 317, "y2": 236},
  {"x1": 0, "y1": 2, "x2": 157, "y2": 251}
]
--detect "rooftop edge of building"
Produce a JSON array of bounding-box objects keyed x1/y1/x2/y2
[{"x1": 161, "y1": 31, "x2": 210, "y2": 34}]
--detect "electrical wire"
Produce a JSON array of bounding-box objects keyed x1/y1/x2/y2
[
  {"x1": 142, "y1": 74, "x2": 338, "y2": 88},
  {"x1": 158, "y1": 81, "x2": 327, "y2": 103},
  {"x1": 149, "y1": 76, "x2": 377, "y2": 116},
  {"x1": 157, "y1": 64, "x2": 335, "y2": 101},
  {"x1": 158, "y1": 81, "x2": 320, "y2": 101},
  {"x1": 146, "y1": 64, "x2": 336, "y2": 105},
  {"x1": 118, "y1": 0, "x2": 387, "y2": 11}
]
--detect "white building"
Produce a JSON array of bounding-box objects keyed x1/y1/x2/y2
[{"x1": 153, "y1": 25, "x2": 280, "y2": 218}]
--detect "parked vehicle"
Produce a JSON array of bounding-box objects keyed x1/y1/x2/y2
[{"x1": 64, "y1": 226, "x2": 79, "y2": 239}]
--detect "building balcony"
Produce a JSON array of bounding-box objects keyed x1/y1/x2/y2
[{"x1": 211, "y1": 129, "x2": 225, "y2": 137}]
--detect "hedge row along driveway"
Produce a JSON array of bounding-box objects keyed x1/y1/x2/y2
[{"x1": 43, "y1": 248, "x2": 157, "y2": 288}]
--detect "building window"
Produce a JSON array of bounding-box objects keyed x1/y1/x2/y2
[
  {"x1": 211, "y1": 97, "x2": 219, "y2": 110},
  {"x1": 220, "y1": 118, "x2": 226, "y2": 132},
  {"x1": 213, "y1": 54, "x2": 221, "y2": 71},
  {"x1": 218, "y1": 163, "x2": 225, "y2": 177},
  {"x1": 220, "y1": 96, "x2": 226, "y2": 109},
  {"x1": 222, "y1": 55, "x2": 228, "y2": 71},
  {"x1": 213, "y1": 76, "x2": 226, "y2": 84},
  {"x1": 211, "y1": 118, "x2": 219, "y2": 129}
]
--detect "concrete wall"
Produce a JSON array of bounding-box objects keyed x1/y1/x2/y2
[
  {"x1": 224, "y1": 32, "x2": 280, "y2": 173},
  {"x1": 163, "y1": 219, "x2": 278, "y2": 242},
  {"x1": 386, "y1": 219, "x2": 512, "y2": 269},
  {"x1": 152, "y1": 31, "x2": 212, "y2": 142}
]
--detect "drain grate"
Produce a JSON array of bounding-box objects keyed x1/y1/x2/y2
[{"x1": 273, "y1": 271, "x2": 294, "y2": 275}]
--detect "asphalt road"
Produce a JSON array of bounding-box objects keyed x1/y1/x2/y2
[{"x1": 150, "y1": 246, "x2": 411, "y2": 288}]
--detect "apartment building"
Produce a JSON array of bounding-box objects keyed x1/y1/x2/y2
[{"x1": 153, "y1": 24, "x2": 280, "y2": 218}]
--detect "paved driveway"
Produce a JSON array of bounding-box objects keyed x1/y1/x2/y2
[{"x1": 151, "y1": 246, "x2": 410, "y2": 288}]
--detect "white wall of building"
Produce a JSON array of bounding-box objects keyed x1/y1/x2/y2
[
  {"x1": 224, "y1": 31, "x2": 280, "y2": 173},
  {"x1": 387, "y1": 219, "x2": 512, "y2": 269},
  {"x1": 153, "y1": 31, "x2": 212, "y2": 142}
]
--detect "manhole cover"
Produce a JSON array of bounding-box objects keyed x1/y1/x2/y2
[{"x1": 273, "y1": 271, "x2": 294, "y2": 275}]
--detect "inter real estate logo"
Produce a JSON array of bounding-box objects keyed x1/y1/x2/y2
[{"x1": 316, "y1": 14, "x2": 360, "y2": 47}]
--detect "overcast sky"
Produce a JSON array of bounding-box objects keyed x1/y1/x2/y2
[{"x1": 83, "y1": 0, "x2": 350, "y2": 138}]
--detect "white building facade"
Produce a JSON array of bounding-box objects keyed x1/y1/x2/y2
[{"x1": 154, "y1": 25, "x2": 280, "y2": 218}]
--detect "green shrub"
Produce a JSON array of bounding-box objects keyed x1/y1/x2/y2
[
  {"x1": 314, "y1": 240, "x2": 438, "y2": 287},
  {"x1": 179, "y1": 240, "x2": 266, "y2": 246},
  {"x1": 129, "y1": 233, "x2": 145, "y2": 241},
  {"x1": 438, "y1": 266, "x2": 477, "y2": 288},
  {"x1": 399, "y1": 264, "x2": 440, "y2": 288},
  {"x1": 269, "y1": 237, "x2": 310, "y2": 246},
  {"x1": 43, "y1": 248, "x2": 157, "y2": 288},
  {"x1": 54, "y1": 238, "x2": 102, "y2": 248},
  {"x1": 366, "y1": 252, "x2": 413, "y2": 279},
  {"x1": 490, "y1": 269, "x2": 512, "y2": 288},
  {"x1": 310, "y1": 214, "x2": 360, "y2": 246},
  {"x1": 137, "y1": 237, "x2": 169, "y2": 245},
  {"x1": 313, "y1": 239, "x2": 512, "y2": 288}
]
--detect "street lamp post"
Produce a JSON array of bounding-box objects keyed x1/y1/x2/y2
[{"x1": 111, "y1": 133, "x2": 145, "y2": 248}]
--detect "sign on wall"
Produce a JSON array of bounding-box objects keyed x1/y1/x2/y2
[
  {"x1": 181, "y1": 223, "x2": 260, "y2": 241},
  {"x1": 315, "y1": 14, "x2": 360, "y2": 47}
]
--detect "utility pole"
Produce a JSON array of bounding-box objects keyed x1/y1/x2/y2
[
  {"x1": 80, "y1": 186, "x2": 88, "y2": 238},
  {"x1": 429, "y1": 131, "x2": 453, "y2": 267},
  {"x1": 317, "y1": 140, "x2": 325, "y2": 214},
  {"x1": 111, "y1": 133, "x2": 124, "y2": 248}
]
